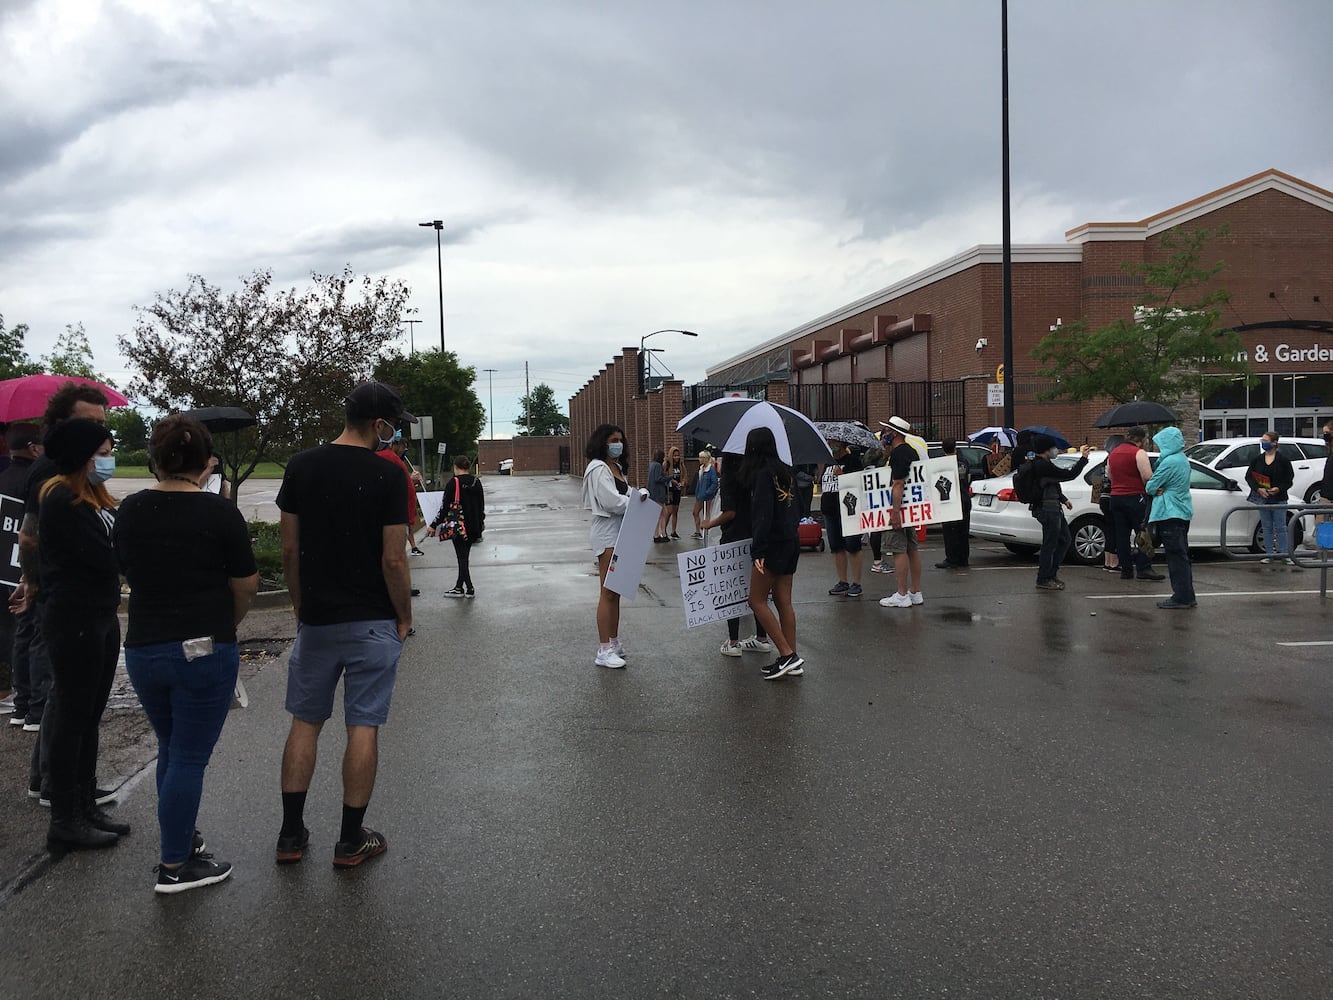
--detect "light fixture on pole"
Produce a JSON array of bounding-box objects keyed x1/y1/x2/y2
[
  {"x1": 403, "y1": 315, "x2": 422, "y2": 354},
  {"x1": 417, "y1": 220, "x2": 445, "y2": 352},
  {"x1": 639, "y1": 328, "x2": 699, "y2": 395},
  {"x1": 483, "y1": 368, "x2": 498, "y2": 441}
]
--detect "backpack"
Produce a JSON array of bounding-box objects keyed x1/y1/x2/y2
[{"x1": 1012, "y1": 460, "x2": 1039, "y2": 504}]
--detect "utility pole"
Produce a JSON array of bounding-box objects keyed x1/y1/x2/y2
[
  {"x1": 524, "y1": 361, "x2": 531, "y2": 435},
  {"x1": 403, "y1": 318, "x2": 422, "y2": 354},
  {"x1": 483, "y1": 368, "x2": 497, "y2": 441},
  {"x1": 1000, "y1": 0, "x2": 1015, "y2": 431}
]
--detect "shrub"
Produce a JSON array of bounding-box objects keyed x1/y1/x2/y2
[
  {"x1": 117, "y1": 448, "x2": 150, "y2": 468},
  {"x1": 248, "y1": 520, "x2": 285, "y2": 589}
]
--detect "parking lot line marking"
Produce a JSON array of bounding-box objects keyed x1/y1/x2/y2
[
  {"x1": 1275, "y1": 640, "x2": 1333, "y2": 647},
  {"x1": 1086, "y1": 590, "x2": 1321, "y2": 601}
]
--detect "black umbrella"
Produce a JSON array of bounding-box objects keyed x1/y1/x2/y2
[
  {"x1": 1093, "y1": 401, "x2": 1180, "y2": 428},
  {"x1": 180, "y1": 406, "x2": 257, "y2": 432}
]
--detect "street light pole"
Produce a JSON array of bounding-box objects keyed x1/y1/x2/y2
[
  {"x1": 1000, "y1": 0, "x2": 1016, "y2": 431},
  {"x1": 639, "y1": 328, "x2": 699, "y2": 395},
  {"x1": 483, "y1": 368, "x2": 497, "y2": 441},
  {"x1": 403, "y1": 318, "x2": 422, "y2": 354},
  {"x1": 418, "y1": 220, "x2": 445, "y2": 352}
]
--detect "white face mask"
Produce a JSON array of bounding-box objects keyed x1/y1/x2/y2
[{"x1": 375, "y1": 420, "x2": 396, "y2": 449}]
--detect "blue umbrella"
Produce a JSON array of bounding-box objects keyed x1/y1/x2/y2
[
  {"x1": 968, "y1": 426, "x2": 1016, "y2": 448},
  {"x1": 1020, "y1": 425, "x2": 1071, "y2": 451}
]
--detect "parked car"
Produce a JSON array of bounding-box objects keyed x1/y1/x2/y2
[
  {"x1": 970, "y1": 450, "x2": 1265, "y2": 564},
  {"x1": 926, "y1": 442, "x2": 994, "y2": 481},
  {"x1": 1185, "y1": 437, "x2": 1328, "y2": 502}
]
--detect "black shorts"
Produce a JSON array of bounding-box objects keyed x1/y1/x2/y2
[
  {"x1": 759, "y1": 542, "x2": 800, "y2": 577},
  {"x1": 821, "y1": 498, "x2": 862, "y2": 553}
]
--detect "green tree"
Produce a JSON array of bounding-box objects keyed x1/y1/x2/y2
[
  {"x1": 0, "y1": 313, "x2": 43, "y2": 380},
  {"x1": 516, "y1": 383, "x2": 569, "y2": 435},
  {"x1": 1032, "y1": 225, "x2": 1248, "y2": 404},
  {"x1": 121, "y1": 267, "x2": 410, "y2": 501},
  {"x1": 373, "y1": 349, "x2": 485, "y2": 477},
  {"x1": 42, "y1": 322, "x2": 104, "y2": 380},
  {"x1": 106, "y1": 408, "x2": 149, "y2": 452}
]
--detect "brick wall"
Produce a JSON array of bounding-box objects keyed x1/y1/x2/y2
[{"x1": 476, "y1": 436, "x2": 570, "y2": 476}]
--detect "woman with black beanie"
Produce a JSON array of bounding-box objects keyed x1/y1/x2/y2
[{"x1": 38, "y1": 418, "x2": 125, "y2": 851}]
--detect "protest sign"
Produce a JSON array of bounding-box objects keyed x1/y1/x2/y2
[
  {"x1": 677, "y1": 539, "x2": 753, "y2": 628},
  {"x1": 837, "y1": 457, "x2": 962, "y2": 536},
  {"x1": 417, "y1": 490, "x2": 445, "y2": 529},
  {"x1": 0, "y1": 494, "x2": 21, "y2": 588},
  {"x1": 604, "y1": 495, "x2": 661, "y2": 600}
]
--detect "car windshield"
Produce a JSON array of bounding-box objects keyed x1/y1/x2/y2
[{"x1": 1186, "y1": 444, "x2": 1227, "y2": 463}]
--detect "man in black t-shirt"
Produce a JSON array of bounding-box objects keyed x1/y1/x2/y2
[
  {"x1": 275, "y1": 381, "x2": 415, "y2": 869},
  {"x1": 820, "y1": 439, "x2": 865, "y2": 598}
]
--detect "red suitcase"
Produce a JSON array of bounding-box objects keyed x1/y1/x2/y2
[{"x1": 798, "y1": 519, "x2": 825, "y2": 552}]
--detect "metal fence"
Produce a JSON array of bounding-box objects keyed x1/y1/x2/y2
[
  {"x1": 789, "y1": 383, "x2": 869, "y2": 423},
  {"x1": 888, "y1": 380, "x2": 967, "y2": 442}
]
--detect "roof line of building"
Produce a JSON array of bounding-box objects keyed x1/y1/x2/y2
[{"x1": 706, "y1": 243, "x2": 1081, "y2": 377}]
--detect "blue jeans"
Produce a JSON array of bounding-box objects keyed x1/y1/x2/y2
[
  {"x1": 1157, "y1": 518, "x2": 1196, "y2": 604},
  {"x1": 126, "y1": 641, "x2": 238, "y2": 864},
  {"x1": 1034, "y1": 506, "x2": 1070, "y2": 583},
  {"x1": 1258, "y1": 504, "x2": 1289, "y2": 557}
]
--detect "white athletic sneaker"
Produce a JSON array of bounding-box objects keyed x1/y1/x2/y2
[
  {"x1": 612, "y1": 638, "x2": 627, "y2": 659},
  {"x1": 738, "y1": 635, "x2": 773, "y2": 653},
  {"x1": 879, "y1": 593, "x2": 912, "y2": 608},
  {"x1": 720, "y1": 640, "x2": 743, "y2": 657},
  {"x1": 909, "y1": 592, "x2": 924, "y2": 606},
  {"x1": 594, "y1": 648, "x2": 626, "y2": 669}
]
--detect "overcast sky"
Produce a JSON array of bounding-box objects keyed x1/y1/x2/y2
[{"x1": 2, "y1": 0, "x2": 1330, "y2": 438}]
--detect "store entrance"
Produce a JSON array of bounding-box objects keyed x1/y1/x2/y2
[{"x1": 1200, "y1": 373, "x2": 1333, "y2": 439}]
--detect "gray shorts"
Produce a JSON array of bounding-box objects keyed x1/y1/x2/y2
[
  {"x1": 286, "y1": 619, "x2": 403, "y2": 727},
  {"x1": 884, "y1": 527, "x2": 919, "y2": 554}
]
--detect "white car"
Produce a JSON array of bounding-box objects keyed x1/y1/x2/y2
[
  {"x1": 1185, "y1": 437, "x2": 1328, "y2": 503},
  {"x1": 969, "y1": 451, "x2": 1262, "y2": 564}
]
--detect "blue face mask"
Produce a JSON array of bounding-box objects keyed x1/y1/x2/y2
[
  {"x1": 90, "y1": 455, "x2": 115, "y2": 484},
  {"x1": 607, "y1": 442, "x2": 624, "y2": 459},
  {"x1": 1260, "y1": 440, "x2": 1273, "y2": 452}
]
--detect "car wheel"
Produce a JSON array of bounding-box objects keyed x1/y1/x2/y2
[
  {"x1": 1068, "y1": 515, "x2": 1106, "y2": 565},
  {"x1": 1003, "y1": 542, "x2": 1039, "y2": 557},
  {"x1": 1305, "y1": 486, "x2": 1322, "y2": 503}
]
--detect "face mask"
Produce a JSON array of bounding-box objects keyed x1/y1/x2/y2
[
  {"x1": 375, "y1": 420, "x2": 396, "y2": 449},
  {"x1": 1260, "y1": 440, "x2": 1273, "y2": 452},
  {"x1": 90, "y1": 455, "x2": 115, "y2": 484},
  {"x1": 607, "y1": 442, "x2": 624, "y2": 459}
]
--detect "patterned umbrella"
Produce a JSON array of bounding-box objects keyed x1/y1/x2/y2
[{"x1": 813, "y1": 420, "x2": 880, "y2": 451}]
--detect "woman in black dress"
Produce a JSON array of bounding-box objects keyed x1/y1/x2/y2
[
  {"x1": 430, "y1": 456, "x2": 486, "y2": 596},
  {"x1": 739, "y1": 427, "x2": 803, "y2": 680}
]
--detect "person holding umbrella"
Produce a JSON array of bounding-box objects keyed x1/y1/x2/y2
[{"x1": 739, "y1": 427, "x2": 803, "y2": 680}]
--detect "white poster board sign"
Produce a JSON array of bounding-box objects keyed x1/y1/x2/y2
[
  {"x1": 604, "y1": 496, "x2": 661, "y2": 601},
  {"x1": 677, "y1": 539, "x2": 753, "y2": 629},
  {"x1": 837, "y1": 457, "x2": 962, "y2": 536},
  {"x1": 417, "y1": 491, "x2": 445, "y2": 528}
]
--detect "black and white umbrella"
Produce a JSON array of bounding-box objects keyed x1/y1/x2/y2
[
  {"x1": 677, "y1": 398, "x2": 833, "y2": 465},
  {"x1": 813, "y1": 420, "x2": 880, "y2": 451}
]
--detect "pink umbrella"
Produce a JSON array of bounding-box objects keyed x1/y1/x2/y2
[{"x1": 0, "y1": 374, "x2": 129, "y2": 422}]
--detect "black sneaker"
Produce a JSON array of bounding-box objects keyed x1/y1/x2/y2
[
  {"x1": 444, "y1": 586, "x2": 466, "y2": 598},
  {"x1": 464, "y1": 587, "x2": 475, "y2": 599},
  {"x1": 154, "y1": 857, "x2": 233, "y2": 895},
  {"x1": 94, "y1": 787, "x2": 117, "y2": 806},
  {"x1": 275, "y1": 826, "x2": 310, "y2": 865},
  {"x1": 762, "y1": 652, "x2": 803, "y2": 681},
  {"x1": 333, "y1": 827, "x2": 388, "y2": 868}
]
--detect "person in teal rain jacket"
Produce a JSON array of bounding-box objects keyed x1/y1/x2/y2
[{"x1": 1145, "y1": 426, "x2": 1196, "y2": 609}]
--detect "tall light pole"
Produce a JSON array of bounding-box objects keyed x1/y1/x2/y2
[
  {"x1": 403, "y1": 317, "x2": 422, "y2": 354},
  {"x1": 1000, "y1": 0, "x2": 1015, "y2": 431},
  {"x1": 483, "y1": 368, "x2": 497, "y2": 440},
  {"x1": 418, "y1": 220, "x2": 445, "y2": 352},
  {"x1": 639, "y1": 328, "x2": 699, "y2": 395}
]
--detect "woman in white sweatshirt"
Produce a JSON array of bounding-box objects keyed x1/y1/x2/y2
[{"x1": 580, "y1": 424, "x2": 647, "y2": 669}]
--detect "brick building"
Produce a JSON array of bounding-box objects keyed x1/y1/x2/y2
[
  {"x1": 571, "y1": 169, "x2": 1333, "y2": 483},
  {"x1": 476, "y1": 435, "x2": 570, "y2": 476},
  {"x1": 711, "y1": 168, "x2": 1333, "y2": 441}
]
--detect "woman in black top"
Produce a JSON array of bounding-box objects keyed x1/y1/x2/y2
[
  {"x1": 38, "y1": 419, "x2": 124, "y2": 852},
  {"x1": 430, "y1": 455, "x2": 486, "y2": 597},
  {"x1": 703, "y1": 453, "x2": 771, "y2": 658},
  {"x1": 1245, "y1": 430, "x2": 1296, "y2": 563},
  {"x1": 115, "y1": 415, "x2": 258, "y2": 893},
  {"x1": 739, "y1": 427, "x2": 803, "y2": 681}
]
